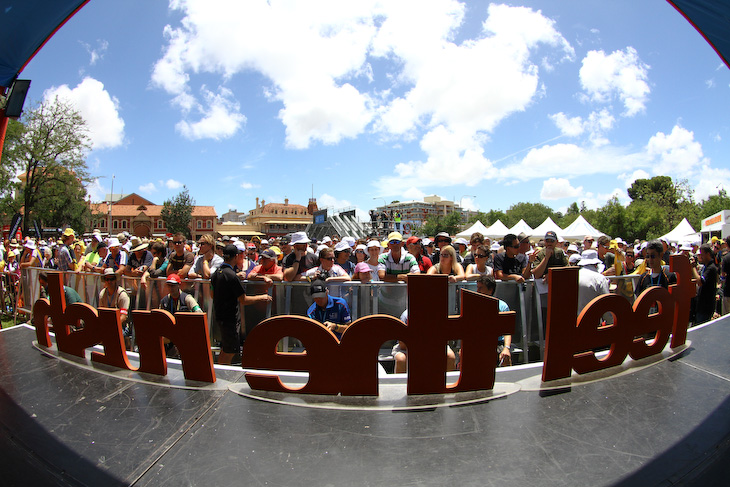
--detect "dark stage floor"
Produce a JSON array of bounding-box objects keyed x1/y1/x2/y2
[{"x1": 1, "y1": 320, "x2": 730, "y2": 486}]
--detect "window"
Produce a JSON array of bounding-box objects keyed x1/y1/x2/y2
[
  {"x1": 206, "y1": 219, "x2": 212, "y2": 229},
  {"x1": 121, "y1": 220, "x2": 127, "y2": 229},
  {"x1": 113, "y1": 220, "x2": 118, "y2": 229},
  {"x1": 197, "y1": 220, "x2": 202, "y2": 229}
]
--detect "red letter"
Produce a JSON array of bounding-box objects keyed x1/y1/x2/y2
[
  {"x1": 134, "y1": 310, "x2": 216, "y2": 383},
  {"x1": 242, "y1": 316, "x2": 341, "y2": 394}
]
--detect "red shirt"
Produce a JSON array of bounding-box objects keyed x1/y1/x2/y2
[{"x1": 250, "y1": 263, "x2": 282, "y2": 275}]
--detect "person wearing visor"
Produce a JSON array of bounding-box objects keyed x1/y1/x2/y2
[
  {"x1": 307, "y1": 279, "x2": 351, "y2": 339},
  {"x1": 378, "y1": 232, "x2": 420, "y2": 282}
]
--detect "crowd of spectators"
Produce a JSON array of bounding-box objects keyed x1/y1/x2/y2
[{"x1": 4, "y1": 224, "x2": 724, "y2": 365}]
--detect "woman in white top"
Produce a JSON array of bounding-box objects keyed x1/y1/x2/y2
[
  {"x1": 364, "y1": 240, "x2": 383, "y2": 282},
  {"x1": 465, "y1": 244, "x2": 493, "y2": 280}
]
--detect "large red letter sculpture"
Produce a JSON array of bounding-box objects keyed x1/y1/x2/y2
[
  {"x1": 542, "y1": 254, "x2": 695, "y2": 382},
  {"x1": 34, "y1": 273, "x2": 215, "y2": 382},
  {"x1": 242, "y1": 274, "x2": 515, "y2": 395}
]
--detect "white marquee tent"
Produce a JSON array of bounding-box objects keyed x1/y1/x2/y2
[
  {"x1": 560, "y1": 215, "x2": 605, "y2": 241},
  {"x1": 660, "y1": 218, "x2": 699, "y2": 244},
  {"x1": 531, "y1": 217, "x2": 563, "y2": 239},
  {"x1": 482, "y1": 219, "x2": 511, "y2": 239},
  {"x1": 456, "y1": 220, "x2": 490, "y2": 239},
  {"x1": 509, "y1": 219, "x2": 534, "y2": 236}
]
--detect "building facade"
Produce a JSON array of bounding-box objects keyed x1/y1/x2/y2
[
  {"x1": 374, "y1": 195, "x2": 468, "y2": 226},
  {"x1": 90, "y1": 193, "x2": 218, "y2": 241},
  {"x1": 245, "y1": 197, "x2": 315, "y2": 237}
]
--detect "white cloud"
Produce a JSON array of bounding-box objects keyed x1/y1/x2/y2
[
  {"x1": 81, "y1": 39, "x2": 109, "y2": 65},
  {"x1": 549, "y1": 112, "x2": 584, "y2": 137},
  {"x1": 459, "y1": 196, "x2": 478, "y2": 211},
  {"x1": 694, "y1": 165, "x2": 730, "y2": 201},
  {"x1": 646, "y1": 125, "x2": 704, "y2": 176},
  {"x1": 318, "y1": 193, "x2": 370, "y2": 222},
  {"x1": 152, "y1": 0, "x2": 573, "y2": 163},
  {"x1": 139, "y1": 182, "x2": 157, "y2": 194},
  {"x1": 241, "y1": 182, "x2": 260, "y2": 190},
  {"x1": 499, "y1": 141, "x2": 650, "y2": 183},
  {"x1": 540, "y1": 177, "x2": 583, "y2": 200},
  {"x1": 585, "y1": 109, "x2": 615, "y2": 146},
  {"x1": 402, "y1": 186, "x2": 425, "y2": 200},
  {"x1": 43, "y1": 77, "x2": 125, "y2": 149},
  {"x1": 85, "y1": 178, "x2": 106, "y2": 203},
  {"x1": 175, "y1": 87, "x2": 246, "y2": 140},
  {"x1": 165, "y1": 179, "x2": 183, "y2": 189},
  {"x1": 579, "y1": 47, "x2": 650, "y2": 116},
  {"x1": 619, "y1": 169, "x2": 651, "y2": 189},
  {"x1": 377, "y1": 125, "x2": 495, "y2": 190},
  {"x1": 319, "y1": 193, "x2": 352, "y2": 209}
]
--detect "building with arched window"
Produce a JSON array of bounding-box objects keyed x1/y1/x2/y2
[{"x1": 90, "y1": 193, "x2": 218, "y2": 240}]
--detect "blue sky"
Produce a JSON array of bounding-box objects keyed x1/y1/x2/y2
[{"x1": 18, "y1": 0, "x2": 730, "y2": 221}]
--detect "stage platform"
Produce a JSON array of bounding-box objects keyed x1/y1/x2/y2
[{"x1": 1, "y1": 320, "x2": 730, "y2": 486}]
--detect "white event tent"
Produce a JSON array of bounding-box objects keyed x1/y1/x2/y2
[
  {"x1": 660, "y1": 218, "x2": 699, "y2": 244},
  {"x1": 456, "y1": 220, "x2": 490, "y2": 238},
  {"x1": 560, "y1": 215, "x2": 605, "y2": 241},
  {"x1": 483, "y1": 219, "x2": 511, "y2": 239},
  {"x1": 531, "y1": 217, "x2": 563, "y2": 239},
  {"x1": 509, "y1": 219, "x2": 534, "y2": 236}
]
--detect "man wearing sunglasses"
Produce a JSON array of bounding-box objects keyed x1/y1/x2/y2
[
  {"x1": 378, "y1": 232, "x2": 420, "y2": 282},
  {"x1": 493, "y1": 233, "x2": 529, "y2": 283},
  {"x1": 166, "y1": 233, "x2": 194, "y2": 279},
  {"x1": 635, "y1": 240, "x2": 677, "y2": 297}
]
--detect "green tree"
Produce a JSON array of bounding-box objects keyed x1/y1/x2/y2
[
  {"x1": 595, "y1": 196, "x2": 631, "y2": 241},
  {"x1": 505, "y1": 202, "x2": 556, "y2": 229},
  {"x1": 626, "y1": 176, "x2": 696, "y2": 234},
  {"x1": 161, "y1": 186, "x2": 195, "y2": 238},
  {"x1": 0, "y1": 98, "x2": 92, "y2": 235},
  {"x1": 419, "y1": 211, "x2": 463, "y2": 236},
  {"x1": 468, "y1": 209, "x2": 507, "y2": 226}
]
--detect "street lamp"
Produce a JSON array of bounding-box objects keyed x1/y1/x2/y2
[
  {"x1": 373, "y1": 197, "x2": 387, "y2": 209},
  {"x1": 459, "y1": 195, "x2": 476, "y2": 222},
  {"x1": 108, "y1": 174, "x2": 115, "y2": 235},
  {"x1": 459, "y1": 195, "x2": 476, "y2": 209}
]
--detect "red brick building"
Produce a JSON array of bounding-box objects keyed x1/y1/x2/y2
[{"x1": 90, "y1": 193, "x2": 217, "y2": 240}]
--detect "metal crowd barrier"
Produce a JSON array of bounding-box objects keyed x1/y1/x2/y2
[{"x1": 18, "y1": 267, "x2": 643, "y2": 365}]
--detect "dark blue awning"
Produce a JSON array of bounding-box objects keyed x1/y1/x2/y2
[
  {"x1": 668, "y1": 0, "x2": 730, "y2": 69},
  {"x1": 0, "y1": 0, "x2": 88, "y2": 87}
]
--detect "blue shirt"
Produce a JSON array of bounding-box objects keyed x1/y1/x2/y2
[{"x1": 307, "y1": 295, "x2": 352, "y2": 339}]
